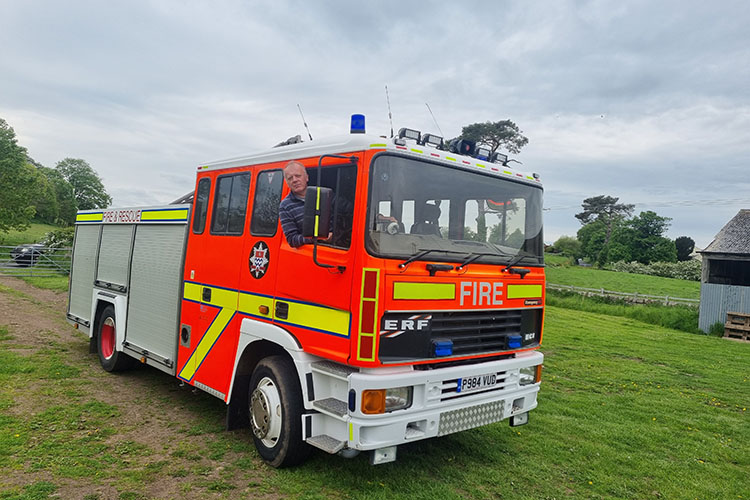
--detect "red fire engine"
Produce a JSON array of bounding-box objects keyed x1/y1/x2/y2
[{"x1": 67, "y1": 116, "x2": 545, "y2": 467}]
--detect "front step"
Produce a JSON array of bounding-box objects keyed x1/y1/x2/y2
[
  {"x1": 307, "y1": 434, "x2": 346, "y2": 454},
  {"x1": 310, "y1": 360, "x2": 359, "y2": 380},
  {"x1": 313, "y1": 397, "x2": 348, "y2": 417}
]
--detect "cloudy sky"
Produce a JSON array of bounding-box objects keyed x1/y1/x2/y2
[{"x1": 2, "y1": 0, "x2": 749, "y2": 247}]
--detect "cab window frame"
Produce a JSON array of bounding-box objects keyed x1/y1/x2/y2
[
  {"x1": 250, "y1": 168, "x2": 284, "y2": 237},
  {"x1": 210, "y1": 171, "x2": 252, "y2": 236},
  {"x1": 192, "y1": 177, "x2": 211, "y2": 234}
]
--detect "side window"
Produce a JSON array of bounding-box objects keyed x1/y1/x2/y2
[
  {"x1": 309, "y1": 164, "x2": 358, "y2": 249},
  {"x1": 192, "y1": 177, "x2": 211, "y2": 234},
  {"x1": 251, "y1": 170, "x2": 283, "y2": 236},
  {"x1": 210, "y1": 172, "x2": 251, "y2": 235}
]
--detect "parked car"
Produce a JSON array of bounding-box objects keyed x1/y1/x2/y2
[{"x1": 10, "y1": 243, "x2": 45, "y2": 267}]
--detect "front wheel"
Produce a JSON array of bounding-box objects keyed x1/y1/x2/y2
[
  {"x1": 248, "y1": 356, "x2": 311, "y2": 467},
  {"x1": 96, "y1": 305, "x2": 133, "y2": 372}
]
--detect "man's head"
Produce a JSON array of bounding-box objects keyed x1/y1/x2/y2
[{"x1": 284, "y1": 161, "x2": 308, "y2": 198}]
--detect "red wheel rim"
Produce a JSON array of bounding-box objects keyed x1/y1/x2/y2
[{"x1": 101, "y1": 318, "x2": 115, "y2": 359}]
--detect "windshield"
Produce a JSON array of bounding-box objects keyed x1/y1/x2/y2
[{"x1": 366, "y1": 154, "x2": 544, "y2": 266}]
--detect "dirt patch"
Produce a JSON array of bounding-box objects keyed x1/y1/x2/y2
[{"x1": 0, "y1": 276, "x2": 281, "y2": 499}]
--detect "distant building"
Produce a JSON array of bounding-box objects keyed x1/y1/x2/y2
[{"x1": 698, "y1": 209, "x2": 750, "y2": 332}]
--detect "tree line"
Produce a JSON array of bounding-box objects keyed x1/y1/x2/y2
[
  {"x1": 0, "y1": 117, "x2": 112, "y2": 234},
  {"x1": 552, "y1": 195, "x2": 696, "y2": 266}
]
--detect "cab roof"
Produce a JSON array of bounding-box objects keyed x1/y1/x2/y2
[{"x1": 198, "y1": 134, "x2": 542, "y2": 187}]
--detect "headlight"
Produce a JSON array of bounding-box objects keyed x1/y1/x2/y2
[
  {"x1": 362, "y1": 387, "x2": 413, "y2": 414},
  {"x1": 519, "y1": 365, "x2": 542, "y2": 386}
]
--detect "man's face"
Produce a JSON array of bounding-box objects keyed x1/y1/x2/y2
[{"x1": 284, "y1": 164, "x2": 308, "y2": 197}]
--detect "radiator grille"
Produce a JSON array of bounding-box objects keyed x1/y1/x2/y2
[{"x1": 430, "y1": 310, "x2": 524, "y2": 355}]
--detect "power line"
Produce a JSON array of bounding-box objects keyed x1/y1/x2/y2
[{"x1": 544, "y1": 198, "x2": 750, "y2": 211}]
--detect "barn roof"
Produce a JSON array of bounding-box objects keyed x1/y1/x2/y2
[{"x1": 702, "y1": 209, "x2": 750, "y2": 255}]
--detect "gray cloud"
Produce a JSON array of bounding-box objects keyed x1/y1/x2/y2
[{"x1": 2, "y1": 0, "x2": 749, "y2": 248}]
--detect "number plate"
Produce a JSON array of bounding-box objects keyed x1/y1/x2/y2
[{"x1": 457, "y1": 372, "x2": 499, "y2": 393}]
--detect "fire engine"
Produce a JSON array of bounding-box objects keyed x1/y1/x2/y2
[{"x1": 66, "y1": 115, "x2": 545, "y2": 467}]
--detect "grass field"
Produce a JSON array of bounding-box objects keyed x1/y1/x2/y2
[
  {"x1": 545, "y1": 264, "x2": 700, "y2": 300},
  {"x1": 0, "y1": 223, "x2": 59, "y2": 246},
  {"x1": 1, "y1": 281, "x2": 747, "y2": 499}
]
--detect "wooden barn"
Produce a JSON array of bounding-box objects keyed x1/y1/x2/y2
[{"x1": 698, "y1": 209, "x2": 750, "y2": 335}]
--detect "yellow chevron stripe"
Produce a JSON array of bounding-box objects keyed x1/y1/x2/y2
[
  {"x1": 179, "y1": 283, "x2": 349, "y2": 381},
  {"x1": 179, "y1": 286, "x2": 238, "y2": 381},
  {"x1": 276, "y1": 299, "x2": 350, "y2": 337}
]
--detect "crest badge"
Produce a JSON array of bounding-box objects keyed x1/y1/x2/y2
[{"x1": 249, "y1": 241, "x2": 270, "y2": 279}]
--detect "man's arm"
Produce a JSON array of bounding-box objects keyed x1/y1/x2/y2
[{"x1": 279, "y1": 201, "x2": 308, "y2": 248}]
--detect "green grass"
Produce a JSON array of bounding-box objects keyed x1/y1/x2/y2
[
  {"x1": 546, "y1": 264, "x2": 700, "y2": 299},
  {"x1": 1, "y1": 289, "x2": 748, "y2": 498},
  {"x1": 0, "y1": 223, "x2": 60, "y2": 246},
  {"x1": 547, "y1": 290, "x2": 702, "y2": 334},
  {"x1": 17, "y1": 276, "x2": 70, "y2": 292}
]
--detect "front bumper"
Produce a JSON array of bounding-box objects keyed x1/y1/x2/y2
[{"x1": 322, "y1": 351, "x2": 543, "y2": 451}]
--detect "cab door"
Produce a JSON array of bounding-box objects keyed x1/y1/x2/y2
[{"x1": 273, "y1": 160, "x2": 360, "y2": 362}]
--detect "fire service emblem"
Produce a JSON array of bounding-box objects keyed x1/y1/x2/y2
[{"x1": 249, "y1": 241, "x2": 270, "y2": 279}]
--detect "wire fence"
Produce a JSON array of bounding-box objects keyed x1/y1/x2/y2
[
  {"x1": 546, "y1": 283, "x2": 700, "y2": 307},
  {"x1": 0, "y1": 245, "x2": 72, "y2": 277}
]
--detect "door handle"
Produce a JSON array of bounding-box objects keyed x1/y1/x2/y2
[
  {"x1": 275, "y1": 301, "x2": 289, "y2": 320},
  {"x1": 202, "y1": 287, "x2": 212, "y2": 302}
]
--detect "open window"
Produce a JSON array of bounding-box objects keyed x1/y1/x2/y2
[{"x1": 306, "y1": 164, "x2": 357, "y2": 249}]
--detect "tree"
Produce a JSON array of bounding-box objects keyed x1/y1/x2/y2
[
  {"x1": 626, "y1": 211, "x2": 676, "y2": 264},
  {"x1": 552, "y1": 235, "x2": 582, "y2": 259},
  {"x1": 31, "y1": 166, "x2": 59, "y2": 224},
  {"x1": 575, "y1": 195, "x2": 635, "y2": 264},
  {"x1": 38, "y1": 166, "x2": 77, "y2": 225},
  {"x1": 675, "y1": 236, "x2": 695, "y2": 261},
  {"x1": 0, "y1": 118, "x2": 37, "y2": 233},
  {"x1": 56, "y1": 158, "x2": 112, "y2": 210},
  {"x1": 459, "y1": 120, "x2": 529, "y2": 155}
]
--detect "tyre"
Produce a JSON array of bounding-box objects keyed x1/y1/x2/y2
[
  {"x1": 96, "y1": 305, "x2": 133, "y2": 372},
  {"x1": 248, "y1": 355, "x2": 311, "y2": 467}
]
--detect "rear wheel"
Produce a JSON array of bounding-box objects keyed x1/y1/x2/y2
[
  {"x1": 249, "y1": 355, "x2": 311, "y2": 467},
  {"x1": 96, "y1": 305, "x2": 132, "y2": 372}
]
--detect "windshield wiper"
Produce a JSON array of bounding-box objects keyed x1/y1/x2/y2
[
  {"x1": 398, "y1": 249, "x2": 465, "y2": 269},
  {"x1": 502, "y1": 254, "x2": 531, "y2": 278}
]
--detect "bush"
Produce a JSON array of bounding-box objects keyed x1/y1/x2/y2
[
  {"x1": 41, "y1": 227, "x2": 74, "y2": 248},
  {"x1": 608, "y1": 260, "x2": 701, "y2": 281}
]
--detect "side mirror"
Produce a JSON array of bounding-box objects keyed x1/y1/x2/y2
[{"x1": 302, "y1": 186, "x2": 333, "y2": 238}]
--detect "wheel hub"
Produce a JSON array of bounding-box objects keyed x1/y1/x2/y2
[{"x1": 249, "y1": 376, "x2": 282, "y2": 447}]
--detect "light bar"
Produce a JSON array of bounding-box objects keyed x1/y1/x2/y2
[
  {"x1": 420, "y1": 133, "x2": 444, "y2": 149},
  {"x1": 398, "y1": 127, "x2": 421, "y2": 141},
  {"x1": 475, "y1": 145, "x2": 491, "y2": 161},
  {"x1": 491, "y1": 152, "x2": 508, "y2": 165}
]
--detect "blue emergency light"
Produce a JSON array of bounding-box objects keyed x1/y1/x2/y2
[
  {"x1": 507, "y1": 335, "x2": 522, "y2": 349},
  {"x1": 351, "y1": 114, "x2": 366, "y2": 134},
  {"x1": 433, "y1": 338, "x2": 453, "y2": 357}
]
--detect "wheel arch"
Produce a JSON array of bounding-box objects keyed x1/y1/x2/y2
[{"x1": 225, "y1": 318, "x2": 307, "y2": 431}]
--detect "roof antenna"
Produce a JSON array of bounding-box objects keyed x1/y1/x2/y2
[
  {"x1": 297, "y1": 104, "x2": 313, "y2": 141},
  {"x1": 385, "y1": 85, "x2": 394, "y2": 138},
  {"x1": 425, "y1": 103, "x2": 444, "y2": 137}
]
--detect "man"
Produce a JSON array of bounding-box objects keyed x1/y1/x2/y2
[{"x1": 279, "y1": 161, "x2": 312, "y2": 248}]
